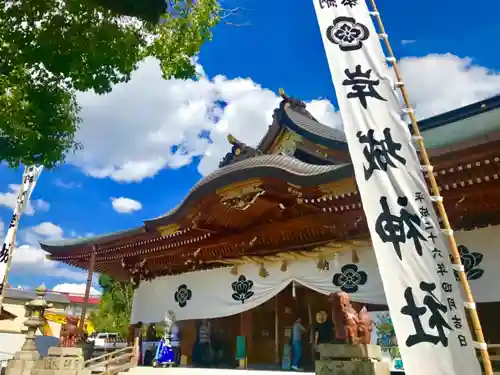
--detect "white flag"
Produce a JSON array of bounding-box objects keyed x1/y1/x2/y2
[
  {"x1": 312, "y1": 1, "x2": 481, "y2": 375},
  {"x1": 0, "y1": 166, "x2": 43, "y2": 298}
]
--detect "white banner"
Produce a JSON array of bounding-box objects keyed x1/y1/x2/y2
[
  {"x1": 312, "y1": 2, "x2": 480, "y2": 375},
  {"x1": 0, "y1": 166, "x2": 43, "y2": 297},
  {"x1": 131, "y1": 248, "x2": 386, "y2": 324}
]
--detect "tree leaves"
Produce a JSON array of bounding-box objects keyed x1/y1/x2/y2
[
  {"x1": 91, "y1": 275, "x2": 134, "y2": 337},
  {"x1": 0, "y1": 0, "x2": 221, "y2": 167}
]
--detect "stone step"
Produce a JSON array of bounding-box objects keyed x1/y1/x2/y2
[
  {"x1": 315, "y1": 360, "x2": 390, "y2": 375},
  {"x1": 316, "y1": 344, "x2": 382, "y2": 361}
]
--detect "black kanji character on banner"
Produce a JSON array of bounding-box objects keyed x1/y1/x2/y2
[
  {"x1": 441, "y1": 282, "x2": 453, "y2": 293},
  {"x1": 436, "y1": 263, "x2": 448, "y2": 276},
  {"x1": 419, "y1": 207, "x2": 430, "y2": 218},
  {"x1": 432, "y1": 248, "x2": 443, "y2": 259},
  {"x1": 447, "y1": 297, "x2": 457, "y2": 310},
  {"x1": 458, "y1": 335, "x2": 468, "y2": 347},
  {"x1": 414, "y1": 192, "x2": 425, "y2": 202},
  {"x1": 375, "y1": 196, "x2": 426, "y2": 261},
  {"x1": 341, "y1": 0, "x2": 358, "y2": 6},
  {"x1": 24, "y1": 175, "x2": 34, "y2": 184},
  {"x1": 357, "y1": 128, "x2": 406, "y2": 180},
  {"x1": 428, "y1": 232, "x2": 437, "y2": 243},
  {"x1": 319, "y1": 0, "x2": 336, "y2": 8},
  {"x1": 401, "y1": 281, "x2": 453, "y2": 347},
  {"x1": 343, "y1": 65, "x2": 387, "y2": 109},
  {"x1": 8, "y1": 214, "x2": 17, "y2": 229},
  {"x1": 451, "y1": 315, "x2": 462, "y2": 329},
  {"x1": 0, "y1": 244, "x2": 9, "y2": 263},
  {"x1": 423, "y1": 218, "x2": 434, "y2": 231}
]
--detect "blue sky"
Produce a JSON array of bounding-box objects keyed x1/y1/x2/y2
[{"x1": 2, "y1": 0, "x2": 500, "y2": 293}]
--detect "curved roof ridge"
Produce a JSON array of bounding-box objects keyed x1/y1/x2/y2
[{"x1": 145, "y1": 154, "x2": 352, "y2": 224}]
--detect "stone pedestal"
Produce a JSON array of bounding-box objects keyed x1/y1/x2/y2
[
  {"x1": 5, "y1": 285, "x2": 51, "y2": 375},
  {"x1": 5, "y1": 350, "x2": 40, "y2": 375},
  {"x1": 31, "y1": 347, "x2": 90, "y2": 375},
  {"x1": 315, "y1": 344, "x2": 389, "y2": 375}
]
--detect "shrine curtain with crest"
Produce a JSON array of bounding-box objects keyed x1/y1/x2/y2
[{"x1": 131, "y1": 225, "x2": 500, "y2": 324}]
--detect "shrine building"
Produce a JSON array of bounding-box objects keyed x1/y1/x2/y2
[{"x1": 40, "y1": 91, "x2": 500, "y2": 368}]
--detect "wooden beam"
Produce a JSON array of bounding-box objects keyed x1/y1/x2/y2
[{"x1": 79, "y1": 248, "x2": 96, "y2": 332}]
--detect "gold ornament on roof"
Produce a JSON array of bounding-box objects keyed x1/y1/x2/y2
[{"x1": 227, "y1": 134, "x2": 237, "y2": 145}]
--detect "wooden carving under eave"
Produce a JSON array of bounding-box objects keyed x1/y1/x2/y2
[
  {"x1": 158, "y1": 223, "x2": 181, "y2": 237},
  {"x1": 277, "y1": 130, "x2": 303, "y2": 155},
  {"x1": 318, "y1": 178, "x2": 357, "y2": 197},
  {"x1": 217, "y1": 179, "x2": 265, "y2": 211},
  {"x1": 330, "y1": 291, "x2": 372, "y2": 345},
  {"x1": 121, "y1": 258, "x2": 154, "y2": 288}
]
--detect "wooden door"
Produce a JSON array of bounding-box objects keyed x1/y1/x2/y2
[{"x1": 250, "y1": 297, "x2": 277, "y2": 364}]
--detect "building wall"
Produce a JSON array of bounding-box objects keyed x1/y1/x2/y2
[
  {"x1": 65, "y1": 303, "x2": 99, "y2": 318},
  {"x1": 0, "y1": 299, "x2": 67, "y2": 335}
]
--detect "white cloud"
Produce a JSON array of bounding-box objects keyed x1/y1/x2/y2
[
  {"x1": 32, "y1": 222, "x2": 64, "y2": 238},
  {"x1": 0, "y1": 184, "x2": 50, "y2": 215},
  {"x1": 111, "y1": 197, "x2": 143, "y2": 213},
  {"x1": 53, "y1": 283, "x2": 101, "y2": 296},
  {"x1": 69, "y1": 54, "x2": 500, "y2": 181},
  {"x1": 54, "y1": 179, "x2": 81, "y2": 189},
  {"x1": 401, "y1": 39, "x2": 416, "y2": 45},
  {"x1": 399, "y1": 54, "x2": 500, "y2": 119},
  {"x1": 11, "y1": 222, "x2": 87, "y2": 282}
]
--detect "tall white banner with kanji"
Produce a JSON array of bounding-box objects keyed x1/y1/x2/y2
[
  {"x1": 0, "y1": 166, "x2": 43, "y2": 303},
  {"x1": 312, "y1": 1, "x2": 481, "y2": 375}
]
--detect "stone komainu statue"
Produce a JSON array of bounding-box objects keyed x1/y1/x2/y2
[
  {"x1": 330, "y1": 291, "x2": 373, "y2": 345},
  {"x1": 59, "y1": 316, "x2": 80, "y2": 347}
]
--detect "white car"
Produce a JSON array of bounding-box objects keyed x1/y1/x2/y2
[{"x1": 92, "y1": 333, "x2": 127, "y2": 350}]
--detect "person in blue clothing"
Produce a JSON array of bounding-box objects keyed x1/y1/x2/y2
[{"x1": 291, "y1": 317, "x2": 307, "y2": 371}]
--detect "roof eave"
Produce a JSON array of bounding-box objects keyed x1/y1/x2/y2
[
  {"x1": 39, "y1": 226, "x2": 146, "y2": 253},
  {"x1": 418, "y1": 94, "x2": 500, "y2": 131}
]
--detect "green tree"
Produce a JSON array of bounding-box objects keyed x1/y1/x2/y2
[
  {"x1": 90, "y1": 275, "x2": 134, "y2": 338},
  {"x1": 0, "y1": 0, "x2": 220, "y2": 168}
]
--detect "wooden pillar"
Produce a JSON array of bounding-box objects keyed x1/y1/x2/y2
[
  {"x1": 79, "y1": 248, "x2": 96, "y2": 332},
  {"x1": 274, "y1": 295, "x2": 280, "y2": 364}
]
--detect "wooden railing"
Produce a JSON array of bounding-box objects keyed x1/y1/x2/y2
[{"x1": 84, "y1": 340, "x2": 139, "y2": 375}]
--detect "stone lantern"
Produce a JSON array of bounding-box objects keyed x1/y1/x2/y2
[
  {"x1": 5, "y1": 284, "x2": 52, "y2": 375},
  {"x1": 23, "y1": 284, "x2": 52, "y2": 351}
]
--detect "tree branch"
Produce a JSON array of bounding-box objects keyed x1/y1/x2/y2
[{"x1": 220, "y1": 6, "x2": 251, "y2": 27}]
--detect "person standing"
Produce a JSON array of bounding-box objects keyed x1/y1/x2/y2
[
  {"x1": 292, "y1": 317, "x2": 307, "y2": 371},
  {"x1": 314, "y1": 311, "x2": 333, "y2": 346},
  {"x1": 171, "y1": 320, "x2": 181, "y2": 366},
  {"x1": 198, "y1": 320, "x2": 211, "y2": 367}
]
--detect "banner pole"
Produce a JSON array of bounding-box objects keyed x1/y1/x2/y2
[
  {"x1": 367, "y1": 1, "x2": 492, "y2": 373},
  {"x1": 0, "y1": 167, "x2": 32, "y2": 310}
]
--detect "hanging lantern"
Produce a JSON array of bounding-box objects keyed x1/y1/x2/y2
[
  {"x1": 280, "y1": 260, "x2": 288, "y2": 272},
  {"x1": 352, "y1": 249, "x2": 360, "y2": 264},
  {"x1": 317, "y1": 258, "x2": 326, "y2": 270},
  {"x1": 259, "y1": 264, "x2": 269, "y2": 278},
  {"x1": 230, "y1": 265, "x2": 238, "y2": 275}
]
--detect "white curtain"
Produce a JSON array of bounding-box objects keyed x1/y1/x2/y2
[
  {"x1": 131, "y1": 225, "x2": 500, "y2": 325},
  {"x1": 131, "y1": 246, "x2": 385, "y2": 324}
]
